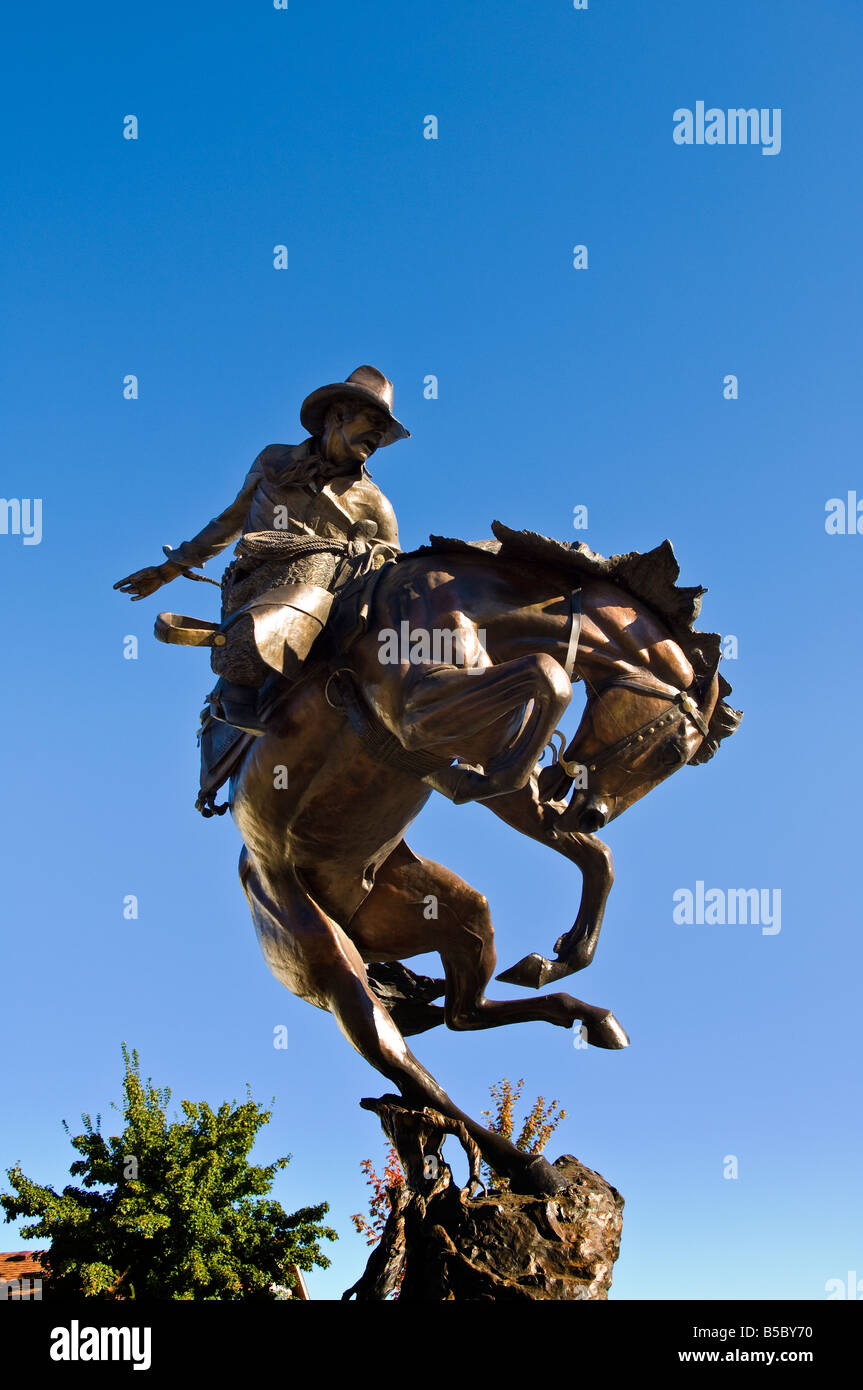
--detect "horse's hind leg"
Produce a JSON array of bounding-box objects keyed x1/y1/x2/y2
[
  {"x1": 238, "y1": 847, "x2": 568, "y2": 1194},
  {"x1": 347, "y1": 841, "x2": 627, "y2": 1049}
]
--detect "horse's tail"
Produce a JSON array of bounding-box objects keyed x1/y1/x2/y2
[{"x1": 689, "y1": 674, "x2": 743, "y2": 766}]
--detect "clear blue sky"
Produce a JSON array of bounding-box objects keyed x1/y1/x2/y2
[{"x1": 2, "y1": 0, "x2": 860, "y2": 1300}]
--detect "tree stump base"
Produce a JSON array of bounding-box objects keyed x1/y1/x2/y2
[{"x1": 344, "y1": 1098, "x2": 623, "y2": 1301}]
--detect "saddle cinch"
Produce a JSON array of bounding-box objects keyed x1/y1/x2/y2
[{"x1": 154, "y1": 533, "x2": 398, "y2": 816}]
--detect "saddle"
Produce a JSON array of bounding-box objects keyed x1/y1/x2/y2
[{"x1": 156, "y1": 535, "x2": 401, "y2": 816}]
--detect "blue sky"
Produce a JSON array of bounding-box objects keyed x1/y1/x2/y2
[{"x1": 1, "y1": 0, "x2": 861, "y2": 1300}]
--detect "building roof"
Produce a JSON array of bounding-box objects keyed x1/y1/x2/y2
[
  {"x1": 0, "y1": 1251, "x2": 310, "y2": 1299},
  {"x1": 0, "y1": 1250, "x2": 47, "y2": 1281}
]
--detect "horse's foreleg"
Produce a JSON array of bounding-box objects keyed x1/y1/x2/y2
[
  {"x1": 481, "y1": 778, "x2": 615, "y2": 987},
  {"x1": 238, "y1": 848, "x2": 569, "y2": 1195},
  {"x1": 395, "y1": 655, "x2": 571, "y2": 803}
]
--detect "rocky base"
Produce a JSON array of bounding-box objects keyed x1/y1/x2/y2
[{"x1": 345, "y1": 1150, "x2": 623, "y2": 1301}]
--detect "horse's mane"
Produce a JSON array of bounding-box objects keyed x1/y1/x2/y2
[{"x1": 411, "y1": 522, "x2": 742, "y2": 764}]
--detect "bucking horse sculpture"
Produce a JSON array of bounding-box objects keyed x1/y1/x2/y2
[{"x1": 152, "y1": 520, "x2": 741, "y2": 1197}]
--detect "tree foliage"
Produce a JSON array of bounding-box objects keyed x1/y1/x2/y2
[
  {"x1": 1, "y1": 1044, "x2": 337, "y2": 1300},
  {"x1": 350, "y1": 1146, "x2": 404, "y2": 1247},
  {"x1": 480, "y1": 1076, "x2": 566, "y2": 1190}
]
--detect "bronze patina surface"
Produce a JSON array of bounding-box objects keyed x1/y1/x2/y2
[{"x1": 116, "y1": 370, "x2": 741, "y2": 1202}]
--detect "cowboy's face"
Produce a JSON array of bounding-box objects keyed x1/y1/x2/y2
[{"x1": 322, "y1": 404, "x2": 389, "y2": 468}]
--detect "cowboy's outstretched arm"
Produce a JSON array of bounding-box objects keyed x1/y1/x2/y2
[{"x1": 113, "y1": 456, "x2": 264, "y2": 600}]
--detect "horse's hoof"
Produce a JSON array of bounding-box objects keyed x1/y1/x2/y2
[
  {"x1": 512, "y1": 1155, "x2": 568, "y2": 1197},
  {"x1": 496, "y1": 953, "x2": 558, "y2": 989},
  {"x1": 584, "y1": 1011, "x2": 629, "y2": 1050},
  {"x1": 463, "y1": 1176, "x2": 487, "y2": 1200}
]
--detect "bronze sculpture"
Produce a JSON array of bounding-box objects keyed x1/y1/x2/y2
[
  {"x1": 114, "y1": 365, "x2": 405, "y2": 736},
  {"x1": 115, "y1": 368, "x2": 741, "y2": 1208}
]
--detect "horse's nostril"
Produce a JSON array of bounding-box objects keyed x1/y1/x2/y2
[{"x1": 579, "y1": 800, "x2": 609, "y2": 833}]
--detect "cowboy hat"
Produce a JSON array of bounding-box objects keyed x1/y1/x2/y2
[{"x1": 300, "y1": 365, "x2": 410, "y2": 447}]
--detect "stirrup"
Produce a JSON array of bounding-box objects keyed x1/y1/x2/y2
[{"x1": 209, "y1": 679, "x2": 268, "y2": 737}]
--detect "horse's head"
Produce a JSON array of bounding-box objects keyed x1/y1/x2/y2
[{"x1": 549, "y1": 674, "x2": 720, "y2": 834}]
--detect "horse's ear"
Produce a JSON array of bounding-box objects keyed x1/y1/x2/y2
[{"x1": 646, "y1": 539, "x2": 680, "y2": 580}]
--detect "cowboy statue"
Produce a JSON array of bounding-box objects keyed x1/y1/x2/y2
[
  {"x1": 114, "y1": 365, "x2": 409, "y2": 810},
  {"x1": 112, "y1": 356, "x2": 744, "y2": 1277}
]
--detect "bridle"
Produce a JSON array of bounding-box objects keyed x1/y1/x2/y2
[{"x1": 547, "y1": 673, "x2": 711, "y2": 781}]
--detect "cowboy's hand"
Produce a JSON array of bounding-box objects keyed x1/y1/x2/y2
[{"x1": 113, "y1": 561, "x2": 181, "y2": 600}]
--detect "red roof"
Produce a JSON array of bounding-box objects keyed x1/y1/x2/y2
[
  {"x1": 0, "y1": 1251, "x2": 47, "y2": 1281},
  {"x1": 0, "y1": 1251, "x2": 46, "y2": 1298}
]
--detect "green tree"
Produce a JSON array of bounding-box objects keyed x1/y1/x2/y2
[{"x1": 1, "y1": 1044, "x2": 337, "y2": 1300}]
